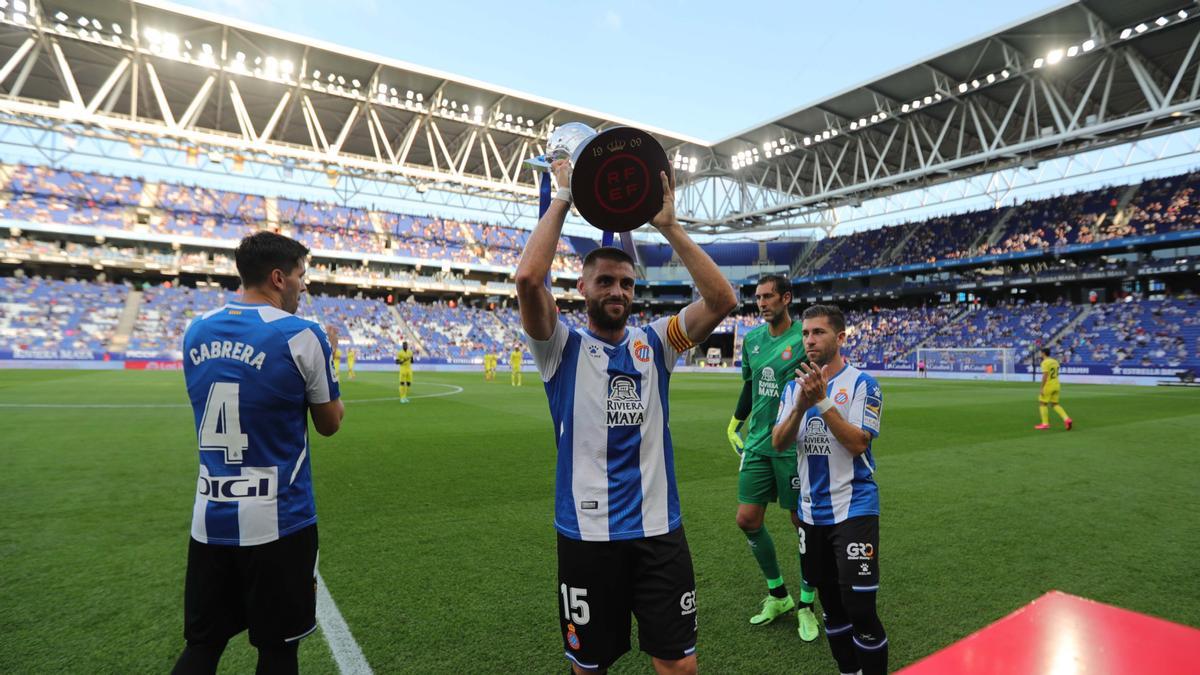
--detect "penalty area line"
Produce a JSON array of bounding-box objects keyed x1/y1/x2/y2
[{"x1": 316, "y1": 572, "x2": 373, "y2": 674}]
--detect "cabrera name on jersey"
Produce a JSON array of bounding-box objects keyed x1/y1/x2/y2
[
  {"x1": 526, "y1": 313, "x2": 694, "y2": 542},
  {"x1": 183, "y1": 302, "x2": 339, "y2": 546},
  {"x1": 777, "y1": 364, "x2": 882, "y2": 526}
]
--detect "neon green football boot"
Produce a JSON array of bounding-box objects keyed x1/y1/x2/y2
[
  {"x1": 796, "y1": 606, "x2": 819, "y2": 642},
  {"x1": 749, "y1": 594, "x2": 795, "y2": 625}
]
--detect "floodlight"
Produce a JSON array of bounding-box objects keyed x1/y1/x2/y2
[
  {"x1": 54, "y1": 10, "x2": 66, "y2": 20},
  {"x1": 901, "y1": 104, "x2": 910, "y2": 112},
  {"x1": 1155, "y1": 16, "x2": 1168, "y2": 27},
  {"x1": 958, "y1": 82, "x2": 969, "y2": 93},
  {"x1": 1180, "y1": 10, "x2": 1189, "y2": 19},
  {"x1": 113, "y1": 23, "x2": 122, "y2": 34},
  {"x1": 986, "y1": 73, "x2": 996, "y2": 83},
  {"x1": 1033, "y1": 57, "x2": 1044, "y2": 68},
  {"x1": 1046, "y1": 48, "x2": 1063, "y2": 65},
  {"x1": 1001, "y1": 69, "x2": 1010, "y2": 78},
  {"x1": 1081, "y1": 39, "x2": 1095, "y2": 52},
  {"x1": 1120, "y1": 28, "x2": 1132, "y2": 39},
  {"x1": 1066, "y1": 45, "x2": 1078, "y2": 57},
  {"x1": 352, "y1": 79, "x2": 361, "y2": 88},
  {"x1": 1135, "y1": 23, "x2": 1148, "y2": 33},
  {"x1": 13, "y1": 0, "x2": 25, "y2": 11}
]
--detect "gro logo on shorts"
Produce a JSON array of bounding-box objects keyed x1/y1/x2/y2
[
  {"x1": 846, "y1": 542, "x2": 875, "y2": 560},
  {"x1": 680, "y1": 590, "x2": 697, "y2": 615}
]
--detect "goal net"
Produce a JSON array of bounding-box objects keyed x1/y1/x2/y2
[{"x1": 915, "y1": 347, "x2": 1016, "y2": 379}]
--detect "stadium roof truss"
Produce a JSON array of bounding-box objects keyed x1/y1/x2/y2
[{"x1": 0, "y1": 0, "x2": 1199, "y2": 234}]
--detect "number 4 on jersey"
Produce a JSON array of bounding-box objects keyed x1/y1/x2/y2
[{"x1": 199, "y1": 382, "x2": 249, "y2": 464}]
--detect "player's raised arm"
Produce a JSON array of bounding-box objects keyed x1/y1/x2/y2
[
  {"x1": 650, "y1": 169, "x2": 737, "y2": 343},
  {"x1": 515, "y1": 160, "x2": 571, "y2": 341}
]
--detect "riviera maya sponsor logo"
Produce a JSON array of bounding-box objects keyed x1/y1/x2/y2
[
  {"x1": 802, "y1": 416, "x2": 832, "y2": 455},
  {"x1": 758, "y1": 366, "x2": 779, "y2": 397},
  {"x1": 606, "y1": 375, "x2": 645, "y2": 427}
]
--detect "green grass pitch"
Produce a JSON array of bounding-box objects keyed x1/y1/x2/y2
[{"x1": 1, "y1": 369, "x2": 1198, "y2": 673}]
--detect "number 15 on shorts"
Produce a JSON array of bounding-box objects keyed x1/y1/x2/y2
[{"x1": 560, "y1": 584, "x2": 590, "y2": 625}]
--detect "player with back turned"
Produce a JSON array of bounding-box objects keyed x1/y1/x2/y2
[
  {"x1": 727, "y1": 274, "x2": 820, "y2": 641},
  {"x1": 516, "y1": 159, "x2": 736, "y2": 674},
  {"x1": 1035, "y1": 346, "x2": 1073, "y2": 430},
  {"x1": 773, "y1": 305, "x2": 888, "y2": 675},
  {"x1": 174, "y1": 231, "x2": 344, "y2": 675}
]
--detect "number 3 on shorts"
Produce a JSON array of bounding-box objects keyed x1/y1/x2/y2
[
  {"x1": 560, "y1": 584, "x2": 590, "y2": 625},
  {"x1": 797, "y1": 526, "x2": 806, "y2": 555}
]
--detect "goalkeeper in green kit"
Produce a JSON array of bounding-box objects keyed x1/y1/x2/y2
[{"x1": 727, "y1": 274, "x2": 820, "y2": 641}]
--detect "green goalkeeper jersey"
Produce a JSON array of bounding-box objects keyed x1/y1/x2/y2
[{"x1": 740, "y1": 321, "x2": 807, "y2": 457}]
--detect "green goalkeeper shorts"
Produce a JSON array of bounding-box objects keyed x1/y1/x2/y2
[{"x1": 737, "y1": 450, "x2": 799, "y2": 510}]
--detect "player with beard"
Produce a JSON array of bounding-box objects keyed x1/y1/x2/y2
[
  {"x1": 773, "y1": 305, "x2": 887, "y2": 675},
  {"x1": 516, "y1": 159, "x2": 736, "y2": 674},
  {"x1": 726, "y1": 275, "x2": 819, "y2": 641}
]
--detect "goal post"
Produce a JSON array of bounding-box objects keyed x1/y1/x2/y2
[{"x1": 916, "y1": 347, "x2": 1016, "y2": 379}]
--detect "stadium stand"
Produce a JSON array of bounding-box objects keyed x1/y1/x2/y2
[
  {"x1": 3, "y1": 160, "x2": 1200, "y2": 369},
  {"x1": 1, "y1": 163, "x2": 584, "y2": 273},
  {"x1": 0, "y1": 276, "x2": 128, "y2": 354}
]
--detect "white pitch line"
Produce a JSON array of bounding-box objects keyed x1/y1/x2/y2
[
  {"x1": 316, "y1": 572, "x2": 373, "y2": 674},
  {"x1": 0, "y1": 382, "x2": 465, "y2": 408}
]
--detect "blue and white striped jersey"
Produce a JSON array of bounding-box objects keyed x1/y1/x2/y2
[
  {"x1": 777, "y1": 363, "x2": 882, "y2": 526},
  {"x1": 527, "y1": 313, "x2": 695, "y2": 542},
  {"x1": 183, "y1": 301, "x2": 339, "y2": 546}
]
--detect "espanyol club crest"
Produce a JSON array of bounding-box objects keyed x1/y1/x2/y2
[
  {"x1": 566, "y1": 624, "x2": 581, "y2": 650},
  {"x1": 834, "y1": 389, "x2": 849, "y2": 404},
  {"x1": 632, "y1": 339, "x2": 652, "y2": 362},
  {"x1": 782, "y1": 345, "x2": 793, "y2": 361}
]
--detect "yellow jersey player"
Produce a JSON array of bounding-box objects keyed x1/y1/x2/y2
[
  {"x1": 333, "y1": 346, "x2": 343, "y2": 376},
  {"x1": 510, "y1": 344, "x2": 523, "y2": 386},
  {"x1": 1035, "y1": 347, "x2": 1073, "y2": 430},
  {"x1": 395, "y1": 341, "x2": 414, "y2": 403},
  {"x1": 347, "y1": 347, "x2": 356, "y2": 380},
  {"x1": 484, "y1": 352, "x2": 497, "y2": 381}
]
